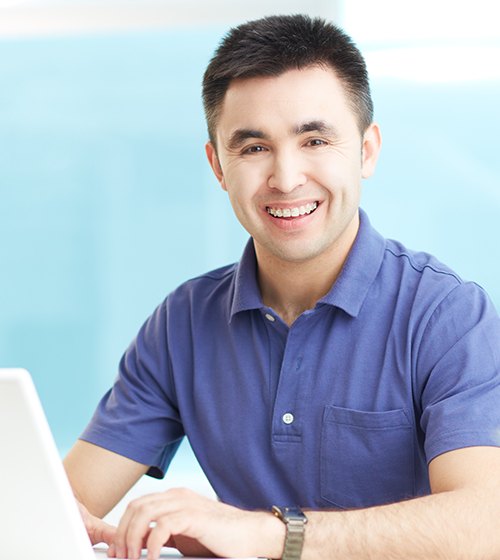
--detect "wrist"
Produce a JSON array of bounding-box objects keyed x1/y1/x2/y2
[
  {"x1": 256, "y1": 510, "x2": 286, "y2": 559},
  {"x1": 271, "y1": 506, "x2": 308, "y2": 560}
]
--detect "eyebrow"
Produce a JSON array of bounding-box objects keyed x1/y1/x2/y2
[
  {"x1": 226, "y1": 128, "x2": 269, "y2": 151},
  {"x1": 293, "y1": 120, "x2": 339, "y2": 137},
  {"x1": 225, "y1": 120, "x2": 339, "y2": 151}
]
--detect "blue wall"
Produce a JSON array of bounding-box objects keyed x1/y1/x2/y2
[
  {"x1": 365, "y1": 77, "x2": 500, "y2": 304},
  {"x1": 1, "y1": 28, "x2": 499, "y2": 451}
]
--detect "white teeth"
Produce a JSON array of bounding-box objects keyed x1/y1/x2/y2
[{"x1": 267, "y1": 201, "x2": 318, "y2": 218}]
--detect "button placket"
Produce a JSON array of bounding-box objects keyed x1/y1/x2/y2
[{"x1": 272, "y1": 319, "x2": 307, "y2": 440}]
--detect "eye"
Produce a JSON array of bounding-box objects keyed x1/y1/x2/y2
[
  {"x1": 242, "y1": 145, "x2": 268, "y2": 154},
  {"x1": 306, "y1": 138, "x2": 328, "y2": 147}
]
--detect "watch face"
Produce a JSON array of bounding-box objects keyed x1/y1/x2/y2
[
  {"x1": 273, "y1": 506, "x2": 308, "y2": 523},
  {"x1": 283, "y1": 507, "x2": 307, "y2": 520}
]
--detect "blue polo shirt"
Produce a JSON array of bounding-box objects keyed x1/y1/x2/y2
[{"x1": 82, "y1": 209, "x2": 500, "y2": 510}]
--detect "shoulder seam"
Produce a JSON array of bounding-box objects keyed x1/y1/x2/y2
[
  {"x1": 183, "y1": 263, "x2": 237, "y2": 285},
  {"x1": 385, "y1": 246, "x2": 463, "y2": 285}
]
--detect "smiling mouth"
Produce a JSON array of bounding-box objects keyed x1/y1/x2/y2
[{"x1": 266, "y1": 201, "x2": 318, "y2": 219}]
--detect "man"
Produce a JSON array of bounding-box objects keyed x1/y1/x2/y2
[{"x1": 64, "y1": 14, "x2": 500, "y2": 560}]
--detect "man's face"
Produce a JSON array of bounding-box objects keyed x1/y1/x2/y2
[{"x1": 206, "y1": 65, "x2": 381, "y2": 266}]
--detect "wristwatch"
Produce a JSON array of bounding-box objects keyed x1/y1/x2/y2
[{"x1": 271, "y1": 506, "x2": 308, "y2": 560}]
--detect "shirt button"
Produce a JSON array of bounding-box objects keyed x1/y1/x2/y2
[
  {"x1": 265, "y1": 313, "x2": 275, "y2": 322},
  {"x1": 282, "y1": 412, "x2": 294, "y2": 425}
]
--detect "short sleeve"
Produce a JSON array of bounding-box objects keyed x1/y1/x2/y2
[
  {"x1": 80, "y1": 298, "x2": 185, "y2": 478},
  {"x1": 417, "y1": 282, "x2": 500, "y2": 462}
]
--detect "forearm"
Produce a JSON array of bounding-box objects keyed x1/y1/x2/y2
[
  {"x1": 302, "y1": 487, "x2": 500, "y2": 560},
  {"x1": 64, "y1": 440, "x2": 147, "y2": 517}
]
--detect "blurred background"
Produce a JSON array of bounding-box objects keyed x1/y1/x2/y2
[{"x1": 1, "y1": 0, "x2": 499, "y2": 510}]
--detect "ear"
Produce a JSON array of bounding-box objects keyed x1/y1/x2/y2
[
  {"x1": 361, "y1": 122, "x2": 382, "y2": 179},
  {"x1": 205, "y1": 141, "x2": 227, "y2": 191}
]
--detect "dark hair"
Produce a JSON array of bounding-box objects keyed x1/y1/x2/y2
[{"x1": 202, "y1": 14, "x2": 374, "y2": 146}]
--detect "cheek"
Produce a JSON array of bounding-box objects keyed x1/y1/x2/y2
[
  {"x1": 225, "y1": 165, "x2": 267, "y2": 198},
  {"x1": 224, "y1": 180, "x2": 254, "y2": 217},
  {"x1": 309, "y1": 160, "x2": 344, "y2": 189},
  {"x1": 315, "y1": 156, "x2": 362, "y2": 187}
]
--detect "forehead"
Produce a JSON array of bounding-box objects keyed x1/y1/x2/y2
[{"x1": 216, "y1": 66, "x2": 357, "y2": 137}]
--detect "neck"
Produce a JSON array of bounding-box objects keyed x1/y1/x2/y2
[
  {"x1": 258, "y1": 258, "x2": 339, "y2": 326},
  {"x1": 255, "y1": 217, "x2": 360, "y2": 326}
]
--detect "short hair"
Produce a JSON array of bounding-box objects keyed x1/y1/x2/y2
[{"x1": 202, "y1": 14, "x2": 374, "y2": 146}]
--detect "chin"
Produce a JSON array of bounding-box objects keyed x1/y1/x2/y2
[{"x1": 270, "y1": 245, "x2": 326, "y2": 264}]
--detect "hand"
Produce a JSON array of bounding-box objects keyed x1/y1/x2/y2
[
  {"x1": 109, "y1": 487, "x2": 285, "y2": 560},
  {"x1": 77, "y1": 500, "x2": 117, "y2": 547}
]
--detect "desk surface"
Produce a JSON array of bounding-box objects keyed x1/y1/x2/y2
[{"x1": 93, "y1": 545, "x2": 260, "y2": 559}]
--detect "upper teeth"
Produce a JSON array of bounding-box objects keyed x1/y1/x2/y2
[{"x1": 267, "y1": 202, "x2": 318, "y2": 218}]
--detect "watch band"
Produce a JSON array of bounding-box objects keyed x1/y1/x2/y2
[{"x1": 272, "y1": 506, "x2": 308, "y2": 560}]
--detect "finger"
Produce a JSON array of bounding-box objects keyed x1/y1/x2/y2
[
  {"x1": 164, "y1": 535, "x2": 176, "y2": 548},
  {"x1": 123, "y1": 510, "x2": 161, "y2": 558},
  {"x1": 169, "y1": 534, "x2": 214, "y2": 557},
  {"x1": 91, "y1": 519, "x2": 117, "y2": 546},
  {"x1": 146, "y1": 510, "x2": 204, "y2": 560},
  {"x1": 116, "y1": 489, "x2": 202, "y2": 558},
  {"x1": 115, "y1": 494, "x2": 173, "y2": 559},
  {"x1": 114, "y1": 496, "x2": 155, "y2": 558},
  {"x1": 113, "y1": 500, "x2": 139, "y2": 558},
  {"x1": 146, "y1": 520, "x2": 172, "y2": 560},
  {"x1": 76, "y1": 501, "x2": 116, "y2": 546},
  {"x1": 107, "y1": 543, "x2": 116, "y2": 558}
]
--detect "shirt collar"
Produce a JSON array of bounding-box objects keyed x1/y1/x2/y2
[
  {"x1": 230, "y1": 239, "x2": 263, "y2": 318},
  {"x1": 319, "y1": 209, "x2": 386, "y2": 317},
  {"x1": 230, "y1": 209, "x2": 386, "y2": 320}
]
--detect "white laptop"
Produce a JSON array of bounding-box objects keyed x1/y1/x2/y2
[{"x1": 0, "y1": 369, "x2": 258, "y2": 560}]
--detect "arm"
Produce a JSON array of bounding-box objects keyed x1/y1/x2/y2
[
  {"x1": 64, "y1": 439, "x2": 148, "y2": 517},
  {"x1": 110, "y1": 445, "x2": 500, "y2": 560},
  {"x1": 63, "y1": 440, "x2": 149, "y2": 544},
  {"x1": 302, "y1": 445, "x2": 500, "y2": 559}
]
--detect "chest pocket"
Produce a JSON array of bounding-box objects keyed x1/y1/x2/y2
[{"x1": 320, "y1": 405, "x2": 415, "y2": 509}]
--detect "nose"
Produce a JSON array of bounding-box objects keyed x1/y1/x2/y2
[{"x1": 267, "y1": 150, "x2": 307, "y2": 193}]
